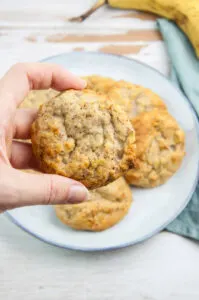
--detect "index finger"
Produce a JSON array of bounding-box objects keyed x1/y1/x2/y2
[{"x1": 0, "y1": 62, "x2": 86, "y2": 121}]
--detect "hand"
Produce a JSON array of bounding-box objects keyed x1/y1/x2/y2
[{"x1": 0, "y1": 63, "x2": 88, "y2": 212}]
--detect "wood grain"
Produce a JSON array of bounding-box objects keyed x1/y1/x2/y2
[
  {"x1": 73, "y1": 47, "x2": 85, "y2": 51},
  {"x1": 25, "y1": 36, "x2": 37, "y2": 42},
  {"x1": 46, "y1": 30, "x2": 162, "y2": 43},
  {"x1": 99, "y1": 44, "x2": 145, "y2": 55}
]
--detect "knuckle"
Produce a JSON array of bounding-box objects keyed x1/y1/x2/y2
[
  {"x1": 0, "y1": 126, "x2": 9, "y2": 164},
  {"x1": 45, "y1": 175, "x2": 59, "y2": 205}
]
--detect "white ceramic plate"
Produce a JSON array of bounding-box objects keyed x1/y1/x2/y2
[{"x1": 6, "y1": 52, "x2": 199, "y2": 251}]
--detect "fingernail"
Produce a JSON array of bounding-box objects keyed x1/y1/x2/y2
[
  {"x1": 67, "y1": 185, "x2": 89, "y2": 203},
  {"x1": 80, "y1": 79, "x2": 87, "y2": 89}
]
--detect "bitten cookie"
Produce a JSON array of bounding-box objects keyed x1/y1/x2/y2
[
  {"x1": 31, "y1": 89, "x2": 136, "y2": 189},
  {"x1": 125, "y1": 110, "x2": 185, "y2": 188},
  {"x1": 54, "y1": 177, "x2": 132, "y2": 231},
  {"x1": 108, "y1": 80, "x2": 167, "y2": 117}
]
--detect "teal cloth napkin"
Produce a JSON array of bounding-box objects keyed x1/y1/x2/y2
[{"x1": 157, "y1": 19, "x2": 199, "y2": 240}]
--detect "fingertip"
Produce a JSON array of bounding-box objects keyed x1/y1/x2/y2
[
  {"x1": 67, "y1": 184, "x2": 89, "y2": 204},
  {"x1": 71, "y1": 77, "x2": 87, "y2": 90},
  {"x1": 79, "y1": 79, "x2": 87, "y2": 89}
]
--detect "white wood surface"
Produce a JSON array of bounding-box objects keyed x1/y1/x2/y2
[{"x1": 0, "y1": 1, "x2": 199, "y2": 299}]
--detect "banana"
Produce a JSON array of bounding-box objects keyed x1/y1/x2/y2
[{"x1": 70, "y1": 0, "x2": 199, "y2": 57}]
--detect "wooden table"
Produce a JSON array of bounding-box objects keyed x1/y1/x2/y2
[{"x1": 0, "y1": 1, "x2": 199, "y2": 299}]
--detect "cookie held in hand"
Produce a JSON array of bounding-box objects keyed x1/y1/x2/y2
[{"x1": 31, "y1": 89, "x2": 136, "y2": 189}]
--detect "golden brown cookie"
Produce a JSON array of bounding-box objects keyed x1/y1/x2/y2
[
  {"x1": 54, "y1": 177, "x2": 132, "y2": 231},
  {"x1": 20, "y1": 89, "x2": 60, "y2": 109},
  {"x1": 125, "y1": 110, "x2": 185, "y2": 188},
  {"x1": 83, "y1": 75, "x2": 116, "y2": 94},
  {"x1": 108, "y1": 80, "x2": 167, "y2": 117},
  {"x1": 31, "y1": 89, "x2": 136, "y2": 189}
]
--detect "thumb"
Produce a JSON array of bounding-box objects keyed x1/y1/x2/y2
[{"x1": 0, "y1": 166, "x2": 89, "y2": 210}]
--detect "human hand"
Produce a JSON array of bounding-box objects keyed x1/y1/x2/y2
[{"x1": 0, "y1": 63, "x2": 88, "y2": 212}]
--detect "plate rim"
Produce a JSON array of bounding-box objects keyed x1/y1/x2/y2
[{"x1": 6, "y1": 51, "x2": 199, "y2": 252}]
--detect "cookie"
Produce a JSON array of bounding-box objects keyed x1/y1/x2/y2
[
  {"x1": 20, "y1": 89, "x2": 60, "y2": 109},
  {"x1": 83, "y1": 75, "x2": 116, "y2": 94},
  {"x1": 108, "y1": 80, "x2": 167, "y2": 117},
  {"x1": 54, "y1": 177, "x2": 132, "y2": 231},
  {"x1": 31, "y1": 89, "x2": 136, "y2": 189},
  {"x1": 125, "y1": 110, "x2": 185, "y2": 188}
]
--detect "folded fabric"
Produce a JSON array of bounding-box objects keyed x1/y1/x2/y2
[{"x1": 157, "y1": 19, "x2": 199, "y2": 240}]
